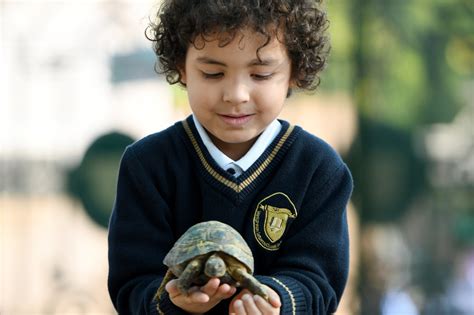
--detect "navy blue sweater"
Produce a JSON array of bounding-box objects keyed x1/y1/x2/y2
[{"x1": 108, "y1": 115, "x2": 353, "y2": 314}]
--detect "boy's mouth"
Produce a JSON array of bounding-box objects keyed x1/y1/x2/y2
[{"x1": 218, "y1": 114, "x2": 254, "y2": 126}]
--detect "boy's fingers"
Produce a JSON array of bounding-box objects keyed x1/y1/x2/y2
[
  {"x1": 213, "y1": 283, "x2": 236, "y2": 301},
  {"x1": 200, "y1": 277, "x2": 220, "y2": 296},
  {"x1": 217, "y1": 283, "x2": 237, "y2": 298},
  {"x1": 166, "y1": 282, "x2": 210, "y2": 303},
  {"x1": 263, "y1": 285, "x2": 281, "y2": 308},
  {"x1": 189, "y1": 290, "x2": 210, "y2": 303},
  {"x1": 165, "y1": 280, "x2": 180, "y2": 297},
  {"x1": 233, "y1": 299, "x2": 247, "y2": 315},
  {"x1": 254, "y1": 294, "x2": 279, "y2": 313},
  {"x1": 268, "y1": 295, "x2": 281, "y2": 308},
  {"x1": 228, "y1": 288, "x2": 251, "y2": 312},
  {"x1": 241, "y1": 294, "x2": 262, "y2": 315},
  {"x1": 201, "y1": 278, "x2": 237, "y2": 301}
]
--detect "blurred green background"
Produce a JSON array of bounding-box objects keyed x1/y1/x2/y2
[
  {"x1": 1, "y1": 0, "x2": 472, "y2": 314},
  {"x1": 324, "y1": 0, "x2": 473, "y2": 314}
]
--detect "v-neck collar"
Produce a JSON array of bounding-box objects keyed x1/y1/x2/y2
[
  {"x1": 180, "y1": 115, "x2": 300, "y2": 201},
  {"x1": 192, "y1": 115, "x2": 282, "y2": 177}
]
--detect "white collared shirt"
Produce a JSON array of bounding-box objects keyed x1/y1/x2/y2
[{"x1": 192, "y1": 115, "x2": 282, "y2": 177}]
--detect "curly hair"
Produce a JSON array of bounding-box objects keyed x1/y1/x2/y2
[{"x1": 146, "y1": 0, "x2": 330, "y2": 91}]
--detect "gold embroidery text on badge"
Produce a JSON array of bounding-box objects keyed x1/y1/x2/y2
[{"x1": 253, "y1": 192, "x2": 297, "y2": 250}]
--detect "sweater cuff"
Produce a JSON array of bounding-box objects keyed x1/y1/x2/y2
[{"x1": 256, "y1": 275, "x2": 307, "y2": 315}]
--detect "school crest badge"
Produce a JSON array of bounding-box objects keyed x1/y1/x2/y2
[{"x1": 253, "y1": 192, "x2": 297, "y2": 251}]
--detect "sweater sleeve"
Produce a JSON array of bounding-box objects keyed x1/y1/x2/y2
[
  {"x1": 107, "y1": 146, "x2": 186, "y2": 314},
  {"x1": 257, "y1": 163, "x2": 353, "y2": 315}
]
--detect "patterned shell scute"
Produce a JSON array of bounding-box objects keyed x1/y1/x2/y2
[{"x1": 164, "y1": 221, "x2": 254, "y2": 272}]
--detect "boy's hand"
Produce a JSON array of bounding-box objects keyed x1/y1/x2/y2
[
  {"x1": 165, "y1": 277, "x2": 236, "y2": 314},
  {"x1": 229, "y1": 285, "x2": 281, "y2": 315}
]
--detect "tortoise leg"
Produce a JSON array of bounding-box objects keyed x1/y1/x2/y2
[
  {"x1": 155, "y1": 269, "x2": 175, "y2": 301},
  {"x1": 232, "y1": 268, "x2": 269, "y2": 301},
  {"x1": 177, "y1": 258, "x2": 203, "y2": 294}
]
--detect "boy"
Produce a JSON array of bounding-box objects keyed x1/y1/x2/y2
[{"x1": 108, "y1": 0, "x2": 353, "y2": 314}]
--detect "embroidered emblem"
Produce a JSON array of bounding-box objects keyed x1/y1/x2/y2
[
  {"x1": 253, "y1": 192, "x2": 297, "y2": 250},
  {"x1": 263, "y1": 205, "x2": 296, "y2": 242}
]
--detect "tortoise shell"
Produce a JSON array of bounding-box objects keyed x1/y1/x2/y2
[{"x1": 163, "y1": 221, "x2": 254, "y2": 273}]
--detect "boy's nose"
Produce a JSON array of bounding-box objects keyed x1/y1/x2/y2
[{"x1": 222, "y1": 81, "x2": 250, "y2": 105}]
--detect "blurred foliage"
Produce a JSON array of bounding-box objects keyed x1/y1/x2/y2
[
  {"x1": 171, "y1": 84, "x2": 190, "y2": 111},
  {"x1": 321, "y1": 0, "x2": 474, "y2": 312},
  {"x1": 321, "y1": 0, "x2": 473, "y2": 224},
  {"x1": 345, "y1": 117, "x2": 426, "y2": 222},
  {"x1": 324, "y1": 0, "x2": 473, "y2": 129},
  {"x1": 67, "y1": 132, "x2": 135, "y2": 228}
]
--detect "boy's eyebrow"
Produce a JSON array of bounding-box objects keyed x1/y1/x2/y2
[
  {"x1": 196, "y1": 57, "x2": 226, "y2": 66},
  {"x1": 196, "y1": 56, "x2": 279, "y2": 67},
  {"x1": 248, "y1": 58, "x2": 279, "y2": 66}
]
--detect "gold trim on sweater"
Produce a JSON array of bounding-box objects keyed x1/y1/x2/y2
[
  {"x1": 271, "y1": 277, "x2": 296, "y2": 315},
  {"x1": 182, "y1": 120, "x2": 294, "y2": 193}
]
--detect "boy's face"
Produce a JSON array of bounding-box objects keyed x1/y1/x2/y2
[{"x1": 181, "y1": 28, "x2": 292, "y2": 158}]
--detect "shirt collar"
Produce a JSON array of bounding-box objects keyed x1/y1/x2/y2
[{"x1": 192, "y1": 115, "x2": 282, "y2": 177}]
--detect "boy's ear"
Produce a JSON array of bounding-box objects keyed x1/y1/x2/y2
[
  {"x1": 179, "y1": 67, "x2": 187, "y2": 85},
  {"x1": 286, "y1": 79, "x2": 297, "y2": 98},
  {"x1": 289, "y1": 78, "x2": 297, "y2": 89}
]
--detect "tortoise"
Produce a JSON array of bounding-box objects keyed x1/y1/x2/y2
[{"x1": 159, "y1": 220, "x2": 268, "y2": 301}]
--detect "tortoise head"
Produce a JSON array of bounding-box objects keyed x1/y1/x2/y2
[{"x1": 204, "y1": 253, "x2": 226, "y2": 278}]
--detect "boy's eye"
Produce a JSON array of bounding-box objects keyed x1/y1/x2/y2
[
  {"x1": 202, "y1": 72, "x2": 223, "y2": 79},
  {"x1": 252, "y1": 73, "x2": 274, "y2": 81}
]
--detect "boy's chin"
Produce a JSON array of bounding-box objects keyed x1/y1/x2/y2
[{"x1": 216, "y1": 134, "x2": 259, "y2": 145}]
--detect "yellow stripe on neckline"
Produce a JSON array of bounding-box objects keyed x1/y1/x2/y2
[{"x1": 182, "y1": 120, "x2": 294, "y2": 193}]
